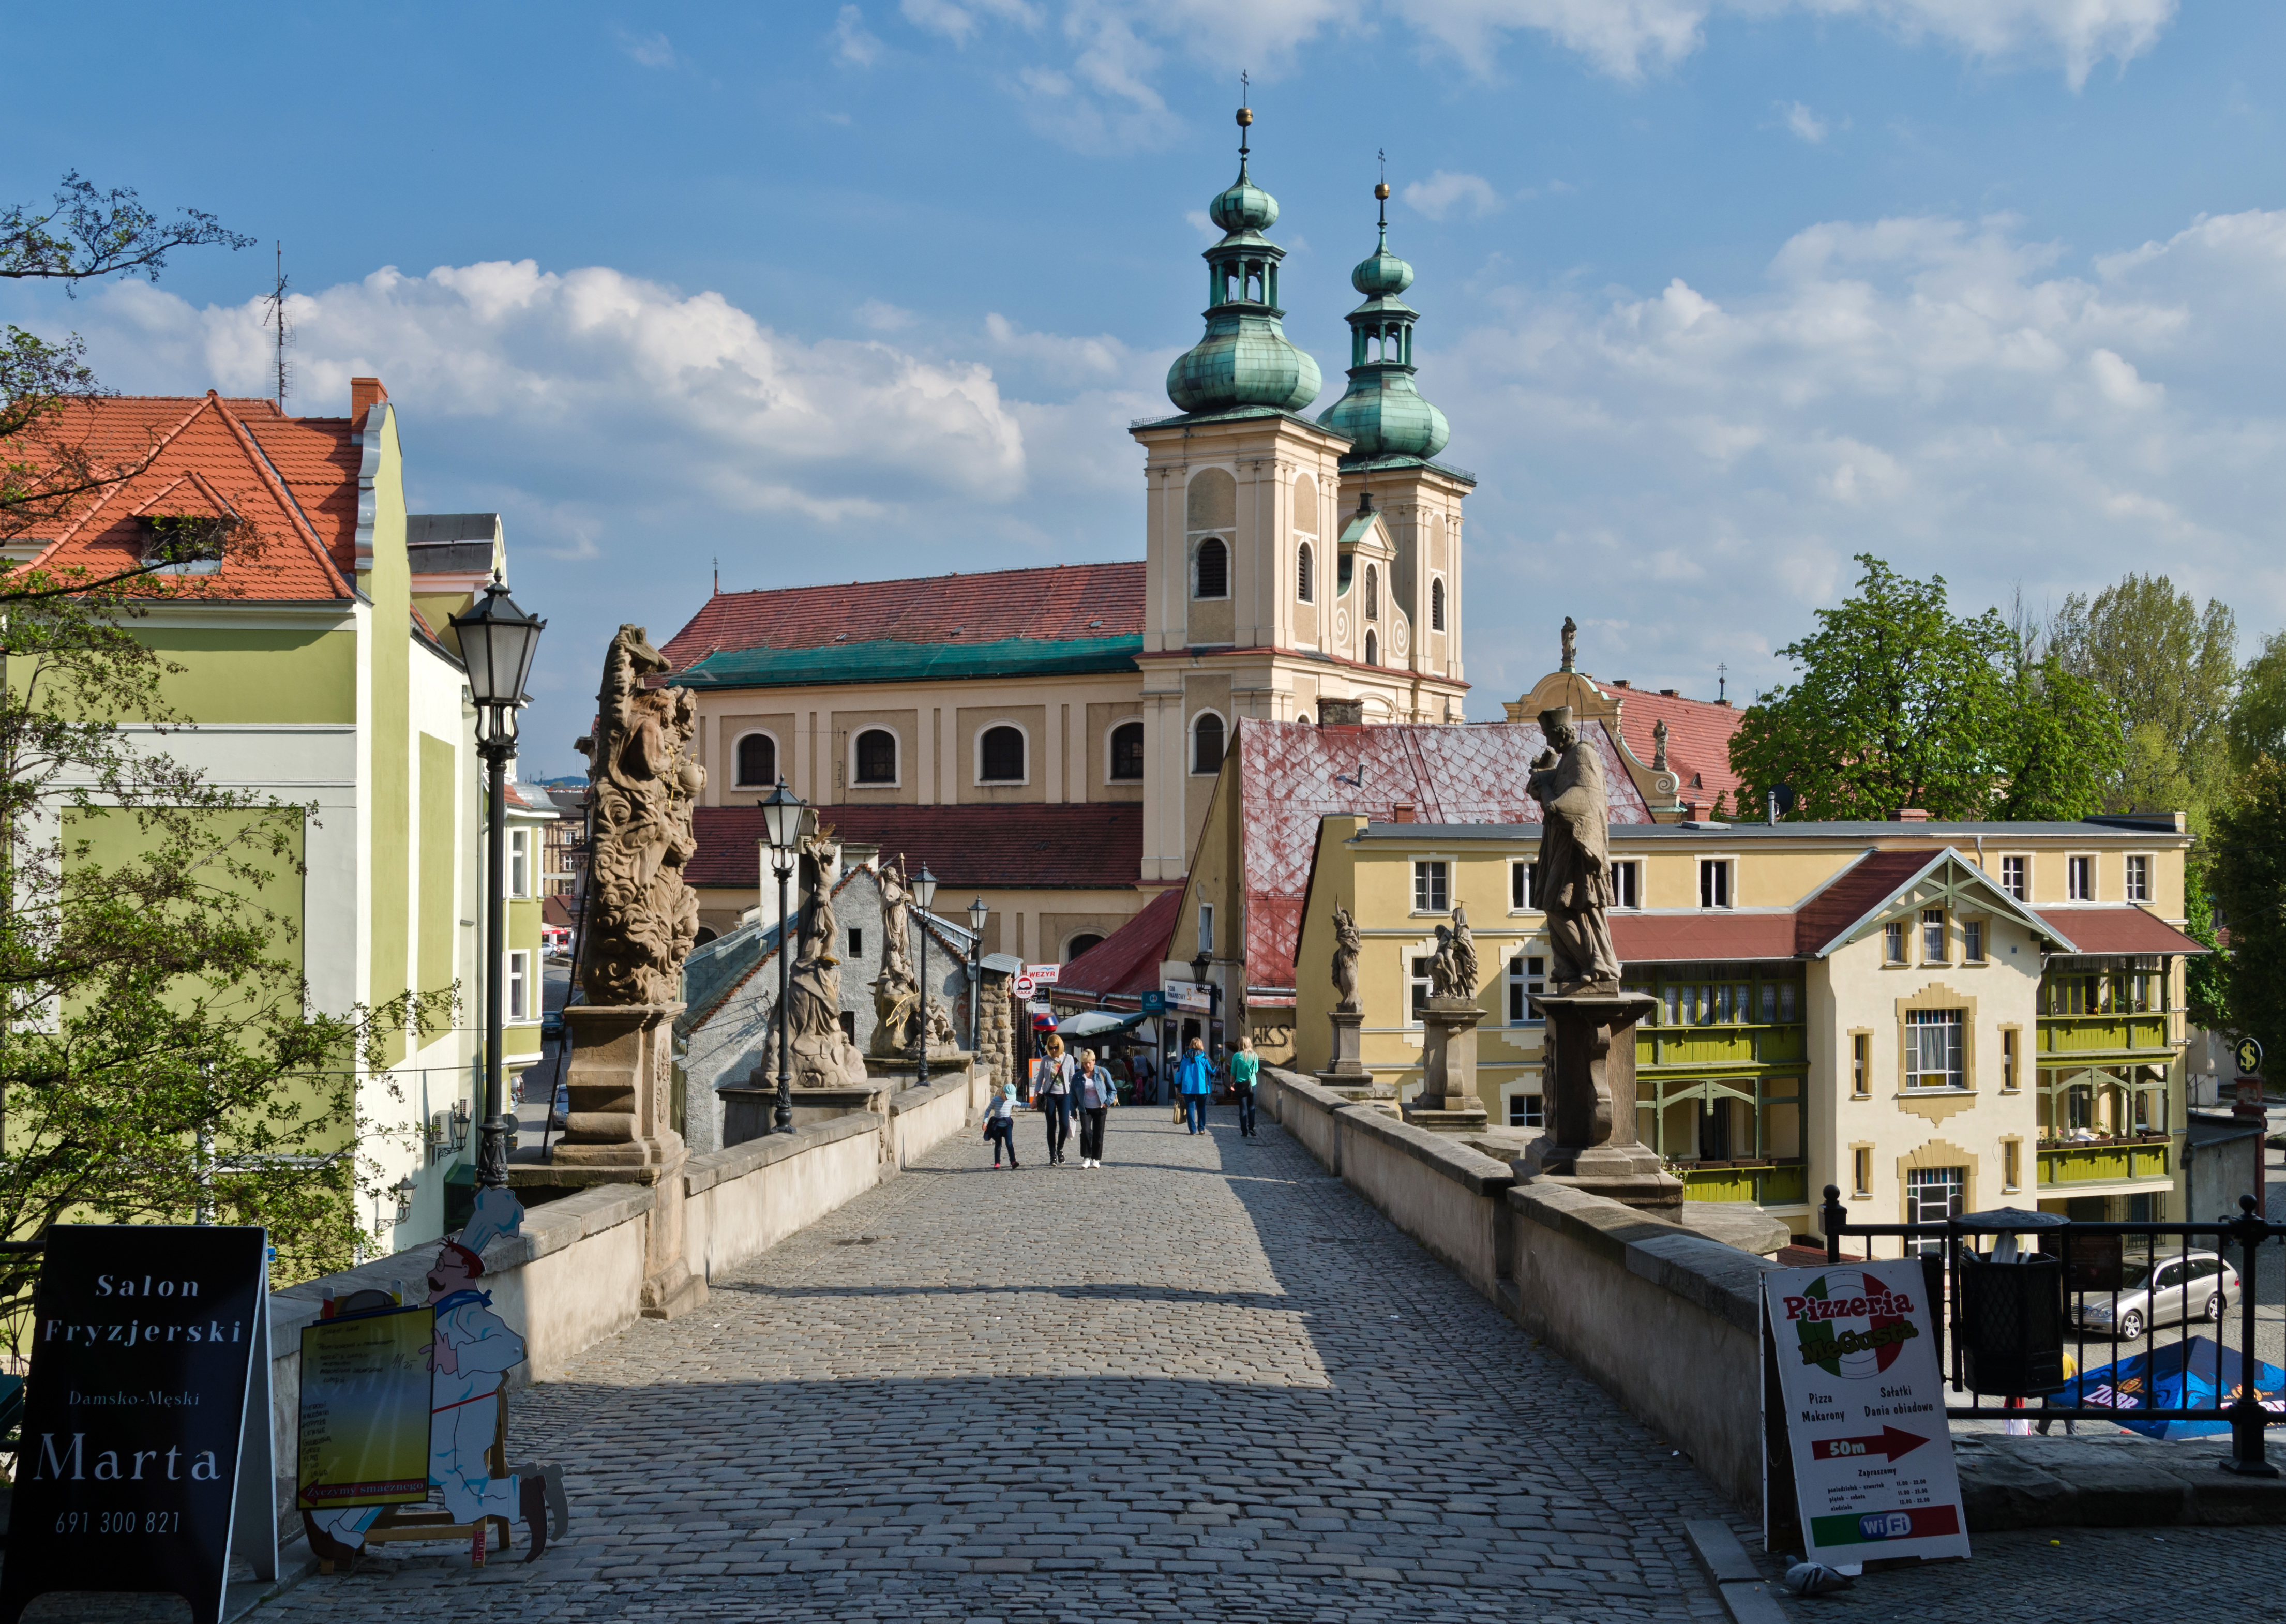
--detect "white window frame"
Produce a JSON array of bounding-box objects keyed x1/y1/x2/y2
[
  {"x1": 507, "y1": 828, "x2": 531, "y2": 899},
  {"x1": 2066, "y1": 853, "x2": 2096, "y2": 902},
  {"x1": 1610, "y1": 860, "x2": 1640, "y2": 910},
  {"x1": 1963, "y1": 918, "x2": 1986, "y2": 964},
  {"x1": 1507, "y1": 952, "x2": 1546, "y2": 1026},
  {"x1": 1884, "y1": 922, "x2": 1906, "y2": 965},
  {"x1": 1698, "y1": 856, "x2": 1734, "y2": 910},
  {"x1": 1921, "y1": 907, "x2": 1947, "y2": 965},
  {"x1": 1191, "y1": 534, "x2": 1231, "y2": 600},
  {"x1": 1409, "y1": 951, "x2": 1433, "y2": 1025},
  {"x1": 731, "y1": 727, "x2": 782, "y2": 789},
  {"x1": 506, "y1": 949, "x2": 531, "y2": 1023},
  {"x1": 849, "y1": 725, "x2": 903, "y2": 789},
  {"x1": 973, "y1": 720, "x2": 1030, "y2": 787},
  {"x1": 1197, "y1": 904, "x2": 1213, "y2": 957},
  {"x1": 1105, "y1": 718, "x2": 1145, "y2": 784},
  {"x1": 1904, "y1": 1009, "x2": 1966, "y2": 1091},
  {"x1": 1509, "y1": 858, "x2": 1541, "y2": 913},
  {"x1": 1412, "y1": 860, "x2": 1449, "y2": 914},
  {"x1": 2125, "y1": 853, "x2": 2152, "y2": 904},
  {"x1": 1189, "y1": 709, "x2": 1226, "y2": 777},
  {"x1": 1999, "y1": 853, "x2": 2029, "y2": 902},
  {"x1": 1507, "y1": 1089, "x2": 1544, "y2": 1129}
]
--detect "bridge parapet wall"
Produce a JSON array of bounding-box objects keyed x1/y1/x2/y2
[{"x1": 1258, "y1": 1064, "x2": 1772, "y2": 1509}]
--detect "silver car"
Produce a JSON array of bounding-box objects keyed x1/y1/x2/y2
[{"x1": 2074, "y1": 1251, "x2": 2239, "y2": 1341}]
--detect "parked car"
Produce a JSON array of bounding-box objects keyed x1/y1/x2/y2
[{"x1": 2075, "y1": 1251, "x2": 2238, "y2": 1340}]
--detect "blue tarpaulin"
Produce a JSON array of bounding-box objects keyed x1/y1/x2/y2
[{"x1": 2053, "y1": 1335, "x2": 2286, "y2": 1439}]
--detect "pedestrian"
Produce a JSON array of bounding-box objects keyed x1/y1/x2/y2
[
  {"x1": 1230, "y1": 1033, "x2": 1260, "y2": 1138},
  {"x1": 1034, "y1": 1033, "x2": 1075, "y2": 1165},
  {"x1": 1075, "y1": 1047, "x2": 1115, "y2": 1167},
  {"x1": 1170, "y1": 1045, "x2": 1187, "y2": 1124},
  {"x1": 982, "y1": 1080, "x2": 1020, "y2": 1167},
  {"x1": 2036, "y1": 1349, "x2": 2079, "y2": 1436},
  {"x1": 1177, "y1": 1037, "x2": 1214, "y2": 1134}
]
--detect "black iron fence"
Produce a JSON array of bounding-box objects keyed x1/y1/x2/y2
[{"x1": 1818, "y1": 1185, "x2": 2281, "y2": 1475}]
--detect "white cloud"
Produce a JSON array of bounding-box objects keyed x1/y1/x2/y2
[
  {"x1": 856, "y1": 298, "x2": 919, "y2": 331},
  {"x1": 1782, "y1": 100, "x2": 1828, "y2": 142},
  {"x1": 1402, "y1": 171, "x2": 1503, "y2": 222},
  {"x1": 831, "y1": 5, "x2": 885, "y2": 66},
  {"x1": 615, "y1": 29, "x2": 678, "y2": 69},
  {"x1": 902, "y1": 0, "x2": 1041, "y2": 45}
]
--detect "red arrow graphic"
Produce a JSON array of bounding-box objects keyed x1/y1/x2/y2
[{"x1": 1811, "y1": 1426, "x2": 1929, "y2": 1463}]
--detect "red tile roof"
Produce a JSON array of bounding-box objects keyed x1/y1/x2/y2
[
  {"x1": 1052, "y1": 884, "x2": 1184, "y2": 1002},
  {"x1": 1611, "y1": 913, "x2": 1799, "y2": 964},
  {"x1": 2034, "y1": 907, "x2": 2208, "y2": 956},
  {"x1": 1245, "y1": 718, "x2": 1653, "y2": 994},
  {"x1": 1605, "y1": 684, "x2": 1748, "y2": 801},
  {"x1": 660, "y1": 562, "x2": 1147, "y2": 670},
  {"x1": 689, "y1": 803, "x2": 1143, "y2": 891},
  {"x1": 1791, "y1": 850, "x2": 1937, "y2": 957},
  {"x1": 22, "y1": 394, "x2": 359, "y2": 601}
]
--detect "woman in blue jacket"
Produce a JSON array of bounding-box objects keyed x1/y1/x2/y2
[{"x1": 1176, "y1": 1037, "x2": 1214, "y2": 1134}]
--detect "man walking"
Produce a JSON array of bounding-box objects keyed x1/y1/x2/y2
[
  {"x1": 1177, "y1": 1037, "x2": 1214, "y2": 1134},
  {"x1": 1230, "y1": 1034, "x2": 1260, "y2": 1138}
]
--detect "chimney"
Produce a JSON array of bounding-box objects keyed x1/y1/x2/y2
[
  {"x1": 1892, "y1": 807, "x2": 1931, "y2": 822},
  {"x1": 351, "y1": 377, "x2": 389, "y2": 420},
  {"x1": 1391, "y1": 801, "x2": 1416, "y2": 824},
  {"x1": 1612, "y1": 679, "x2": 1630, "y2": 688},
  {"x1": 1685, "y1": 799, "x2": 1707, "y2": 822},
  {"x1": 1660, "y1": 688, "x2": 1678, "y2": 697}
]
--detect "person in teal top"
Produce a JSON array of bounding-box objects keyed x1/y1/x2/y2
[
  {"x1": 1229, "y1": 1034, "x2": 1261, "y2": 1139},
  {"x1": 1176, "y1": 1037, "x2": 1215, "y2": 1134}
]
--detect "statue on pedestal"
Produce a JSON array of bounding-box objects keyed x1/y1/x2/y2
[
  {"x1": 1428, "y1": 903, "x2": 1478, "y2": 1001},
  {"x1": 577, "y1": 625, "x2": 703, "y2": 1005},
  {"x1": 867, "y1": 854, "x2": 958, "y2": 1062},
  {"x1": 779, "y1": 831, "x2": 867, "y2": 1087},
  {"x1": 1528, "y1": 705, "x2": 1621, "y2": 995},
  {"x1": 1331, "y1": 907, "x2": 1362, "y2": 1013}
]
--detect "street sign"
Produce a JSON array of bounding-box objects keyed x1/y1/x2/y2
[
  {"x1": 1012, "y1": 973, "x2": 1036, "y2": 997},
  {"x1": 2, "y1": 1226, "x2": 278, "y2": 1624},
  {"x1": 1140, "y1": 990, "x2": 1166, "y2": 1013},
  {"x1": 1764, "y1": 1258, "x2": 1969, "y2": 1572},
  {"x1": 2236, "y1": 1036, "x2": 2264, "y2": 1077},
  {"x1": 1025, "y1": 963, "x2": 1062, "y2": 986}
]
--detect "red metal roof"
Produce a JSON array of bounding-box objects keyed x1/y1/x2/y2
[
  {"x1": 1241, "y1": 717, "x2": 1652, "y2": 994},
  {"x1": 1606, "y1": 684, "x2": 1748, "y2": 801},
  {"x1": 688, "y1": 803, "x2": 1142, "y2": 891},
  {"x1": 660, "y1": 562, "x2": 1146, "y2": 670},
  {"x1": 1791, "y1": 851, "x2": 1937, "y2": 956},
  {"x1": 2035, "y1": 907, "x2": 2208, "y2": 956},
  {"x1": 1053, "y1": 884, "x2": 1184, "y2": 1002},
  {"x1": 23, "y1": 394, "x2": 358, "y2": 600},
  {"x1": 1611, "y1": 913, "x2": 1799, "y2": 964}
]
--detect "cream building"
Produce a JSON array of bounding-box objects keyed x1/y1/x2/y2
[{"x1": 1293, "y1": 809, "x2": 2205, "y2": 1239}]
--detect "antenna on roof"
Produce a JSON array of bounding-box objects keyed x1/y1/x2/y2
[{"x1": 262, "y1": 243, "x2": 293, "y2": 410}]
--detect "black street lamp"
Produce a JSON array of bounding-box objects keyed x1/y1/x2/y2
[
  {"x1": 912, "y1": 864, "x2": 939, "y2": 1085},
  {"x1": 448, "y1": 575, "x2": 546, "y2": 1191},
  {"x1": 1191, "y1": 948, "x2": 1220, "y2": 1058},
  {"x1": 757, "y1": 777, "x2": 809, "y2": 1134},
  {"x1": 966, "y1": 897, "x2": 988, "y2": 1051}
]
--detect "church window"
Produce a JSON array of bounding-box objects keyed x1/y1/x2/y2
[
  {"x1": 980, "y1": 725, "x2": 1026, "y2": 783},
  {"x1": 854, "y1": 729, "x2": 897, "y2": 785},
  {"x1": 1195, "y1": 537, "x2": 1228, "y2": 599},
  {"x1": 1365, "y1": 630, "x2": 1378, "y2": 666},
  {"x1": 1364, "y1": 564, "x2": 1378, "y2": 619},
  {"x1": 1431, "y1": 577, "x2": 1446, "y2": 631},
  {"x1": 1297, "y1": 542, "x2": 1314, "y2": 603},
  {"x1": 735, "y1": 732, "x2": 777, "y2": 787},
  {"x1": 1192, "y1": 712, "x2": 1225, "y2": 775},
  {"x1": 1108, "y1": 720, "x2": 1144, "y2": 781}
]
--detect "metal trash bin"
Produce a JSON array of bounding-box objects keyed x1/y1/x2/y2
[{"x1": 1953, "y1": 1206, "x2": 2070, "y2": 1397}]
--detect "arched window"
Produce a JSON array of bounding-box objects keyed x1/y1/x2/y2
[
  {"x1": 1297, "y1": 542, "x2": 1314, "y2": 603},
  {"x1": 1195, "y1": 537, "x2": 1228, "y2": 599},
  {"x1": 1364, "y1": 564, "x2": 1378, "y2": 620},
  {"x1": 1365, "y1": 630, "x2": 1378, "y2": 666},
  {"x1": 1431, "y1": 577, "x2": 1446, "y2": 631},
  {"x1": 854, "y1": 728, "x2": 898, "y2": 785},
  {"x1": 980, "y1": 724, "x2": 1026, "y2": 782},
  {"x1": 1065, "y1": 933, "x2": 1105, "y2": 962},
  {"x1": 735, "y1": 732, "x2": 776, "y2": 787},
  {"x1": 1192, "y1": 712, "x2": 1225, "y2": 775},
  {"x1": 1108, "y1": 720, "x2": 1145, "y2": 781}
]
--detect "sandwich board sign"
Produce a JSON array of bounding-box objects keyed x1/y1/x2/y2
[
  {"x1": 1, "y1": 1225, "x2": 277, "y2": 1624},
  {"x1": 1763, "y1": 1257, "x2": 1969, "y2": 1570},
  {"x1": 297, "y1": 1303, "x2": 434, "y2": 1512}
]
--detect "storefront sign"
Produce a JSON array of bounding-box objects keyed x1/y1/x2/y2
[
  {"x1": 1164, "y1": 982, "x2": 1212, "y2": 1014},
  {"x1": 1764, "y1": 1258, "x2": 1969, "y2": 1570},
  {"x1": 1, "y1": 1225, "x2": 277, "y2": 1624},
  {"x1": 297, "y1": 1305, "x2": 434, "y2": 1510},
  {"x1": 1025, "y1": 963, "x2": 1061, "y2": 985}
]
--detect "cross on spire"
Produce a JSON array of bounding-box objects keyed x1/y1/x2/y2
[{"x1": 1238, "y1": 71, "x2": 1252, "y2": 158}]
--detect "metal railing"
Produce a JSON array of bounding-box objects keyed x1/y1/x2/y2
[{"x1": 1819, "y1": 1184, "x2": 2281, "y2": 1476}]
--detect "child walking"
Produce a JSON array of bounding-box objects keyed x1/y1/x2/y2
[{"x1": 983, "y1": 1080, "x2": 1020, "y2": 1168}]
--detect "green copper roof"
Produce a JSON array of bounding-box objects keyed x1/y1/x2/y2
[
  {"x1": 671, "y1": 634, "x2": 1144, "y2": 691},
  {"x1": 1317, "y1": 192, "x2": 1449, "y2": 462},
  {"x1": 1209, "y1": 159, "x2": 1278, "y2": 234},
  {"x1": 1351, "y1": 224, "x2": 1414, "y2": 298}
]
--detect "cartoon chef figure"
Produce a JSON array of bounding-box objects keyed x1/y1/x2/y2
[{"x1": 307, "y1": 1189, "x2": 567, "y2": 1565}]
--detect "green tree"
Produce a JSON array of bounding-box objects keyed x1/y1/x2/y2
[
  {"x1": 1729, "y1": 556, "x2": 2123, "y2": 821},
  {"x1": 2048, "y1": 574, "x2": 2238, "y2": 819},
  {"x1": 2227, "y1": 630, "x2": 2286, "y2": 772},
  {"x1": 2207, "y1": 758, "x2": 2286, "y2": 1065}
]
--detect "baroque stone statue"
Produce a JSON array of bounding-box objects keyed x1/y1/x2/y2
[
  {"x1": 1428, "y1": 903, "x2": 1478, "y2": 1000},
  {"x1": 1528, "y1": 705, "x2": 1621, "y2": 994},
  {"x1": 1559, "y1": 615, "x2": 1577, "y2": 673},
  {"x1": 779, "y1": 830, "x2": 867, "y2": 1087},
  {"x1": 576, "y1": 625, "x2": 703, "y2": 1006},
  {"x1": 1651, "y1": 716, "x2": 1670, "y2": 773},
  {"x1": 1331, "y1": 907, "x2": 1362, "y2": 1013},
  {"x1": 868, "y1": 853, "x2": 957, "y2": 1061}
]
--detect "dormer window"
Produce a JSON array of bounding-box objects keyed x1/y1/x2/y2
[{"x1": 141, "y1": 513, "x2": 233, "y2": 575}]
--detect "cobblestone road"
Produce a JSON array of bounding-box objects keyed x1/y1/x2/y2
[{"x1": 256, "y1": 1108, "x2": 1752, "y2": 1622}]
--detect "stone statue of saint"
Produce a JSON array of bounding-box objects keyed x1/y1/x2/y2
[
  {"x1": 1651, "y1": 716, "x2": 1670, "y2": 772},
  {"x1": 1331, "y1": 907, "x2": 1362, "y2": 1012},
  {"x1": 1428, "y1": 903, "x2": 1479, "y2": 1000},
  {"x1": 1560, "y1": 615, "x2": 1577, "y2": 673},
  {"x1": 778, "y1": 831, "x2": 865, "y2": 1086},
  {"x1": 1528, "y1": 705, "x2": 1621, "y2": 994},
  {"x1": 876, "y1": 854, "x2": 913, "y2": 983},
  {"x1": 577, "y1": 625, "x2": 704, "y2": 1006}
]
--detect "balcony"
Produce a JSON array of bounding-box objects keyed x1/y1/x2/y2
[
  {"x1": 2037, "y1": 1013, "x2": 2171, "y2": 1057},
  {"x1": 1638, "y1": 1022, "x2": 1807, "y2": 1070},
  {"x1": 2037, "y1": 1134, "x2": 2171, "y2": 1189},
  {"x1": 1674, "y1": 1160, "x2": 1809, "y2": 1206}
]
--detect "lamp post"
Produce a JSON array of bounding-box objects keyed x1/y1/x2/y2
[
  {"x1": 757, "y1": 777, "x2": 808, "y2": 1134},
  {"x1": 911, "y1": 864, "x2": 939, "y2": 1085},
  {"x1": 966, "y1": 897, "x2": 988, "y2": 1053},
  {"x1": 449, "y1": 576, "x2": 546, "y2": 1191},
  {"x1": 1191, "y1": 948, "x2": 1220, "y2": 1060}
]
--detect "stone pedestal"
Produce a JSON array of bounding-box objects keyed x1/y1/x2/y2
[
  {"x1": 1322, "y1": 1010, "x2": 1366, "y2": 1077},
  {"x1": 1403, "y1": 998, "x2": 1491, "y2": 1134},
  {"x1": 1515, "y1": 988, "x2": 1681, "y2": 1216},
  {"x1": 552, "y1": 1003, "x2": 706, "y2": 1318}
]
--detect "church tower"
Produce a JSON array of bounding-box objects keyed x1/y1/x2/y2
[{"x1": 1132, "y1": 125, "x2": 1469, "y2": 883}]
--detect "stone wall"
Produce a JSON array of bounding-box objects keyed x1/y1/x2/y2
[{"x1": 972, "y1": 970, "x2": 1015, "y2": 1089}]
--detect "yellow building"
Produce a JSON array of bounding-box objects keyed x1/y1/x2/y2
[{"x1": 1293, "y1": 810, "x2": 2204, "y2": 1238}]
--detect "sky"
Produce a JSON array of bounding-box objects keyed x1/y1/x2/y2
[{"x1": 7, "y1": 0, "x2": 2285, "y2": 776}]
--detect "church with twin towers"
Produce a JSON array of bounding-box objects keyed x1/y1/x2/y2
[{"x1": 663, "y1": 107, "x2": 1477, "y2": 958}]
